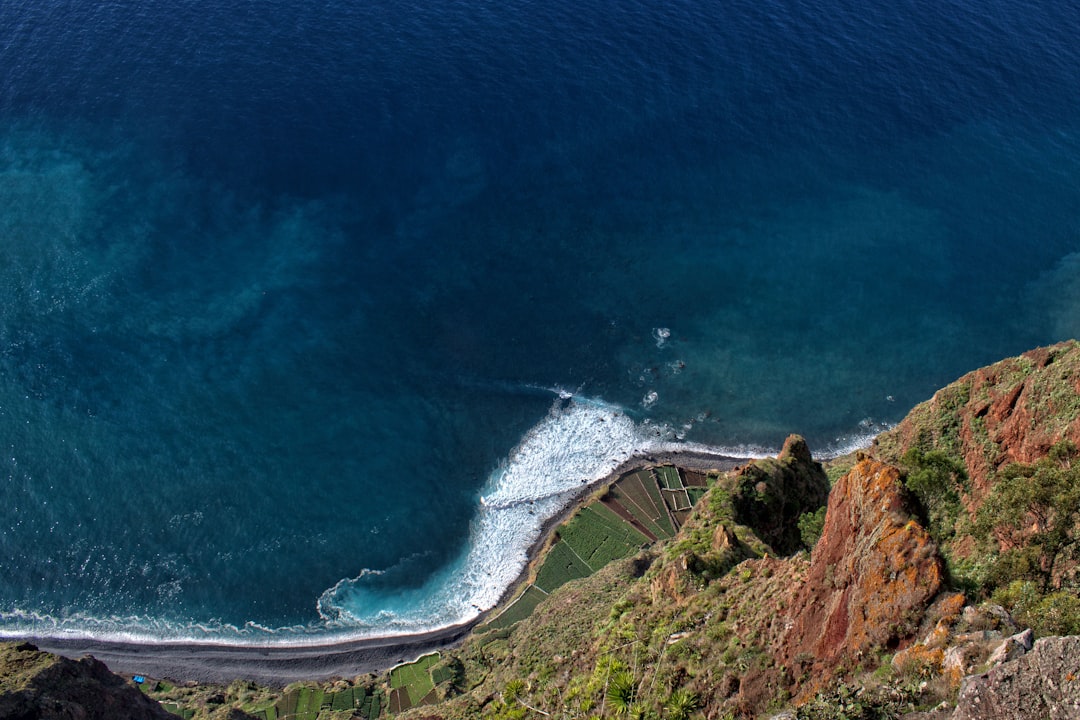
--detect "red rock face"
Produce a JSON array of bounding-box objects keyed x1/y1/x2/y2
[
  {"x1": 878, "y1": 340, "x2": 1080, "y2": 509},
  {"x1": 777, "y1": 459, "x2": 944, "y2": 698}
]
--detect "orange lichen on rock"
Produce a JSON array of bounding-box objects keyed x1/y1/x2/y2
[{"x1": 776, "y1": 459, "x2": 944, "y2": 699}]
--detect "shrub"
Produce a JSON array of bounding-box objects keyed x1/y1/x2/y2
[
  {"x1": 798, "y1": 506, "x2": 827, "y2": 550},
  {"x1": 900, "y1": 448, "x2": 966, "y2": 544}
]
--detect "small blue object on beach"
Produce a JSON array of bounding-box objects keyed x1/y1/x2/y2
[{"x1": 133, "y1": 675, "x2": 145, "y2": 684}]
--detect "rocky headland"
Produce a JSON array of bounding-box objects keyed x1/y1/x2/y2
[{"x1": 4, "y1": 341, "x2": 1080, "y2": 719}]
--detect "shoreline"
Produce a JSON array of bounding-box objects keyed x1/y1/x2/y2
[{"x1": 25, "y1": 448, "x2": 748, "y2": 686}]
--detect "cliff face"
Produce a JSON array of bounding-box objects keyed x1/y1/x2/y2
[
  {"x1": 11, "y1": 343, "x2": 1080, "y2": 720},
  {"x1": 780, "y1": 459, "x2": 943, "y2": 688},
  {"x1": 441, "y1": 345, "x2": 1080, "y2": 720},
  {"x1": 952, "y1": 636, "x2": 1080, "y2": 720},
  {"x1": 874, "y1": 339, "x2": 1080, "y2": 506},
  {"x1": 0, "y1": 642, "x2": 175, "y2": 720}
]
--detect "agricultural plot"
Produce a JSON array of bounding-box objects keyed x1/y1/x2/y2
[
  {"x1": 479, "y1": 464, "x2": 715, "y2": 632},
  {"x1": 359, "y1": 689, "x2": 383, "y2": 720},
  {"x1": 599, "y1": 494, "x2": 658, "y2": 541},
  {"x1": 558, "y1": 506, "x2": 649, "y2": 571},
  {"x1": 246, "y1": 684, "x2": 378, "y2": 720},
  {"x1": 686, "y1": 486, "x2": 708, "y2": 506},
  {"x1": 151, "y1": 679, "x2": 379, "y2": 720},
  {"x1": 483, "y1": 584, "x2": 549, "y2": 631},
  {"x1": 656, "y1": 465, "x2": 693, "y2": 517},
  {"x1": 534, "y1": 537, "x2": 592, "y2": 593},
  {"x1": 389, "y1": 653, "x2": 440, "y2": 712},
  {"x1": 683, "y1": 469, "x2": 710, "y2": 487},
  {"x1": 656, "y1": 465, "x2": 683, "y2": 490},
  {"x1": 610, "y1": 471, "x2": 674, "y2": 539},
  {"x1": 294, "y1": 687, "x2": 325, "y2": 719},
  {"x1": 608, "y1": 485, "x2": 664, "y2": 539}
]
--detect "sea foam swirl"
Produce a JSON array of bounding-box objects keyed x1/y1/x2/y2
[{"x1": 315, "y1": 395, "x2": 663, "y2": 636}]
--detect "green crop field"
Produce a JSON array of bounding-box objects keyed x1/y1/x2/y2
[
  {"x1": 484, "y1": 584, "x2": 549, "y2": 630},
  {"x1": 535, "y1": 538, "x2": 592, "y2": 593},
  {"x1": 656, "y1": 465, "x2": 683, "y2": 490},
  {"x1": 475, "y1": 467, "x2": 714, "y2": 628},
  {"x1": 558, "y1": 506, "x2": 648, "y2": 571},
  {"x1": 389, "y1": 652, "x2": 439, "y2": 709},
  {"x1": 363, "y1": 689, "x2": 382, "y2": 719},
  {"x1": 328, "y1": 686, "x2": 366, "y2": 711},
  {"x1": 687, "y1": 486, "x2": 708, "y2": 505},
  {"x1": 293, "y1": 686, "x2": 325, "y2": 720}
]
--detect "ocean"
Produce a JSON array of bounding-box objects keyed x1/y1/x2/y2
[{"x1": 1, "y1": 0, "x2": 1079, "y2": 644}]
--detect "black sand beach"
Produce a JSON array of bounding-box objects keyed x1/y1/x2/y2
[{"x1": 28, "y1": 449, "x2": 746, "y2": 686}]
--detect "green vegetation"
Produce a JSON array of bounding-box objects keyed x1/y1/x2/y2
[
  {"x1": 605, "y1": 670, "x2": 638, "y2": 716},
  {"x1": 388, "y1": 653, "x2": 439, "y2": 711},
  {"x1": 520, "y1": 468, "x2": 699, "y2": 618},
  {"x1": 664, "y1": 687, "x2": 700, "y2": 720},
  {"x1": 145, "y1": 676, "x2": 381, "y2": 720},
  {"x1": 534, "y1": 537, "x2": 592, "y2": 593},
  {"x1": 992, "y1": 581, "x2": 1080, "y2": 636},
  {"x1": 162, "y1": 704, "x2": 196, "y2": 719},
  {"x1": 560, "y1": 505, "x2": 650, "y2": 571},
  {"x1": 900, "y1": 448, "x2": 966, "y2": 545},
  {"x1": 482, "y1": 585, "x2": 549, "y2": 631},
  {"x1": 976, "y1": 440, "x2": 1080, "y2": 592},
  {"x1": 656, "y1": 465, "x2": 682, "y2": 490},
  {"x1": 797, "y1": 506, "x2": 827, "y2": 550}
]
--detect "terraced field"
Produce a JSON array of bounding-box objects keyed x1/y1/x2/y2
[
  {"x1": 250, "y1": 684, "x2": 382, "y2": 720},
  {"x1": 482, "y1": 585, "x2": 550, "y2": 631},
  {"x1": 388, "y1": 653, "x2": 441, "y2": 713},
  {"x1": 154, "y1": 681, "x2": 383, "y2": 720},
  {"x1": 487, "y1": 465, "x2": 715, "y2": 631}
]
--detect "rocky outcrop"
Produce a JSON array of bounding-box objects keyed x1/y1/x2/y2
[
  {"x1": 874, "y1": 340, "x2": 1080, "y2": 506},
  {"x1": 0, "y1": 642, "x2": 175, "y2": 720},
  {"x1": 951, "y1": 636, "x2": 1080, "y2": 720},
  {"x1": 778, "y1": 459, "x2": 944, "y2": 696},
  {"x1": 729, "y1": 434, "x2": 830, "y2": 555}
]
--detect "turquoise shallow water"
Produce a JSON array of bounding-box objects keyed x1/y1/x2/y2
[{"x1": 1, "y1": 0, "x2": 1079, "y2": 642}]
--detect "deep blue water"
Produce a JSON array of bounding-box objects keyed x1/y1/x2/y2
[{"x1": 1, "y1": 0, "x2": 1079, "y2": 642}]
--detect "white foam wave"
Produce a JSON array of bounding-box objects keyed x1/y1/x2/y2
[
  {"x1": 0, "y1": 401, "x2": 887, "y2": 646},
  {"x1": 316, "y1": 396, "x2": 664, "y2": 636},
  {"x1": 815, "y1": 420, "x2": 892, "y2": 459},
  {"x1": 0, "y1": 607, "x2": 331, "y2": 646}
]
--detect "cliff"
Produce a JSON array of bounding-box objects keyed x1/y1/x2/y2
[
  {"x1": 0, "y1": 641, "x2": 176, "y2": 720},
  {"x1": 7, "y1": 342, "x2": 1080, "y2": 719},
  {"x1": 874, "y1": 340, "x2": 1080, "y2": 500}
]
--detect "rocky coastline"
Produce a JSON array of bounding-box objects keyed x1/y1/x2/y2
[{"x1": 4, "y1": 341, "x2": 1080, "y2": 719}]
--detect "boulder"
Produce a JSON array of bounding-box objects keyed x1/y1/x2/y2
[
  {"x1": 986, "y1": 628, "x2": 1034, "y2": 666},
  {"x1": 952, "y1": 636, "x2": 1080, "y2": 720}
]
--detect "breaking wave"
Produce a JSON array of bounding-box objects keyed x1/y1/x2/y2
[{"x1": 315, "y1": 395, "x2": 665, "y2": 637}]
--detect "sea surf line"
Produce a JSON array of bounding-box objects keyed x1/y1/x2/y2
[{"x1": 2, "y1": 391, "x2": 882, "y2": 646}]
